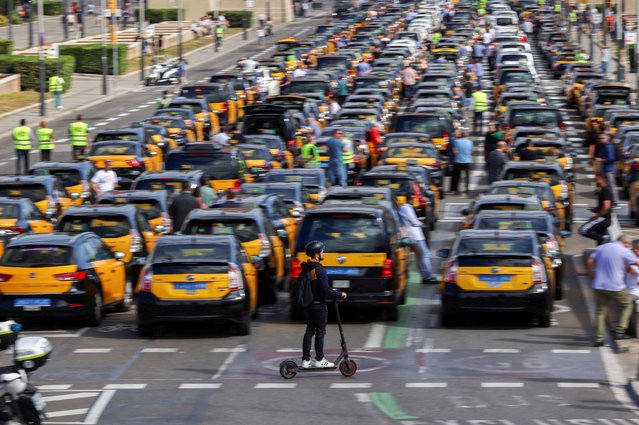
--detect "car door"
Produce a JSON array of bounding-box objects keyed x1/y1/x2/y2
[
  {"x1": 238, "y1": 247, "x2": 257, "y2": 312},
  {"x1": 24, "y1": 203, "x2": 54, "y2": 234},
  {"x1": 136, "y1": 212, "x2": 160, "y2": 254},
  {"x1": 226, "y1": 85, "x2": 238, "y2": 125},
  {"x1": 95, "y1": 238, "x2": 126, "y2": 304},
  {"x1": 83, "y1": 238, "x2": 116, "y2": 304},
  {"x1": 263, "y1": 219, "x2": 285, "y2": 284}
]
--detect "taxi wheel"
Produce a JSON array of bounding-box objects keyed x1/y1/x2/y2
[
  {"x1": 385, "y1": 305, "x2": 399, "y2": 322},
  {"x1": 234, "y1": 313, "x2": 251, "y2": 336},
  {"x1": 85, "y1": 290, "x2": 103, "y2": 327},
  {"x1": 536, "y1": 303, "x2": 552, "y2": 328},
  {"x1": 441, "y1": 311, "x2": 458, "y2": 327},
  {"x1": 137, "y1": 323, "x2": 154, "y2": 337},
  {"x1": 114, "y1": 280, "x2": 133, "y2": 313}
]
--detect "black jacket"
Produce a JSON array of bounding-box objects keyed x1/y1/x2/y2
[
  {"x1": 519, "y1": 148, "x2": 537, "y2": 161},
  {"x1": 487, "y1": 150, "x2": 509, "y2": 183},
  {"x1": 169, "y1": 192, "x2": 201, "y2": 232},
  {"x1": 301, "y1": 261, "x2": 343, "y2": 303}
]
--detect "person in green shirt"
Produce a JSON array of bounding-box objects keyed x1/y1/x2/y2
[
  {"x1": 335, "y1": 75, "x2": 349, "y2": 105},
  {"x1": 198, "y1": 175, "x2": 217, "y2": 207},
  {"x1": 483, "y1": 121, "x2": 504, "y2": 164},
  {"x1": 300, "y1": 134, "x2": 320, "y2": 168}
]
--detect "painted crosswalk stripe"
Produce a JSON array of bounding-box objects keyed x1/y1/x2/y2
[
  {"x1": 557, "y1": 382, "x2": 600, "y2": 388},
  {"x1": 330, "y1": 383, "x2": 372, "y2": 389},
  {"x1": 73, "y1": 348, "x2": 112, "y2": 354},
  {"x1": 103, "y1": 384, "x2": 147, "y2": 389},
  {"x1": 552, "y1": 349, "x2": 591, "y2": 354},
  {"x1": 179, "y1": 383, "x2": 222, "y2": 389},
  {"x1": 141, "y1": 348, "x2": 178, "y2": 353},
  {"x1": 254, "y1": 383, "x2": 296, "y2": 389},
  {"x1": 405, "y1": 382, "x2": 448, "y2": 388},
  {"x1": 43, "y1": 392, "x2": 100, "y2": 402},
  {"x1": 483, "y1": 348, "x2": 520, "y2": 353},
  {"x1": 39, "y1": 384, "x2": 72, "y2": 390},
  {"x1": 481, "y1": 382, "x2": 524, "y2": 388},
  {"x1": 210, "y1": 347, "x2": 247, "y2": 353},
  {"x1": 46, "y1": 408, "x2": 90, "y2": 418},
  {"x1": 415, "y1": 348, "x2": 451, "y2": 353}
]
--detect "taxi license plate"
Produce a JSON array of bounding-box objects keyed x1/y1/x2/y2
[
  {"x1": 479, "y1": 275, "x2": 511, "y2": 288},
  {"x1": 14, "y1": 299, "x2": 51, "y2": 310},
  {"x1": 332, "y1": 280, "x2": 350, "y2": 289},
  {"x1": 174, "y1": 283, "x2": 207, "y2": 290}
]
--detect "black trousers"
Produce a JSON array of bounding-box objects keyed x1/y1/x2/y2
[
  {"x1": 473, "y1": 111, "x2": 484, "y2": 135},
  {"x1": 41, "y1": 149, "x2": 51, "y2": 162},
  {"x1": 15, "y1": 150, "x2": 29, "y2": 175},
  {"x1": 302, "y1": 303, "x2": 328, "y2": 361},
  {"x1": 72, "y1": 145, "x2": 86, "y2": 161},
  {"x1": 579, "y1": 216, "x2": 611, "y2": 245},
  {"x1": 450, "y1": 163, "x2": 470, "y2": 193}
]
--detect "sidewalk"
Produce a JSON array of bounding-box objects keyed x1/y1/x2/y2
[
  {"x1": 0, "y1": 8, "x2": 328, "y2": 138},
  {"x1": 5, "y1": 15, "x2": 104, "y2": 50}
]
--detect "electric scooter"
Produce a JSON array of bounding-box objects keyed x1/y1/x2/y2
[{"x1": 279, "y1": 301, "x2": 357, "y2": 379}]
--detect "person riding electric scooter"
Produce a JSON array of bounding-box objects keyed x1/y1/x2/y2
[{"x1": 300, "y1": 240, "x2": 347, "y2": 368}]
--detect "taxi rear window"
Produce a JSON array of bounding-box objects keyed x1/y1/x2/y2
[
  {"x1": 239, "y1": 147, "x2": 268, "y2": 160},
  {"x1": 501, "y1": 72, "x2": 534, "y2": 84},
  {"x1": 134, "y1": 179, "x2": 184, "y2": 196},
  {"x1": 297, "y1": 215, "x2": 386, "y2": 253},
  {"x1": 289, "y1": 81, "x2": 329, "y2": 94},
  {"x1": 511, "y1": 110, "x2": 560, "y2": 127},
  {"x1": 0, "y1": 184, "x2": 47, "y2": 202},
  {"x1": 165, "y1": 153, "x2": 240, "y2": 180},
  {"x1": 477, "y1": 203, "x2": 542, "y2": 212},
  {"x1": 184, "y1": 219, "x2": 261, "y2": 243},
  {"x1": 456, "y1": 237, "x2": 534, "y2": 255},
  {"x1": 129, "y1": 200, "x2": 163, "y2": 220},
  {"x1": 152, "y1": 244, "x2": 230, "y2": 262},
  {"x1": 94, "y1": 133, "x2": 139, "y2": 143},
  {"x1": 243, "y1": 116, "x2": 287, "y2": 137},
  {"x1": 384, "y1": 135, "x2": 431, "y2": 145},
  {"x1": 144, "y1": 118, "x2": 184, "y2": 128},
  {"x1": 90, "y1": 144, "x2": 136, "y2": 156},
  {"x1": 385, "y1": 145, "x2": 436, "y2": 158},
  {"x1": 338, "y1": 113, "x2": 378, "y2": 122},
  {"x1": 358, "y1": 177, "x2": 413, "y2": 194},
  {"x1": 354, "y1": 80, "x2": 389, "y2": 90},
  {"x1": 503, "y1": 169, "x2": 562, "y2": 185},
  {"x1": 170, "y1": 103, "x2": 204, "y2": 114},
  {"x1": 2, "y1": 246, "x2": 71, "y2": 267},
  {"x1": 58, "y1": 215, "x2": 131, "y2": 238},
  {"x1": 393, "y1": 116, "x2": 448, "y2": 136},
  {"x1": 31, "y1": 169, "x2": 83, "y2": 187},
  {"x1": 486, "y1": 186, "x2": 550, "y2": 200},
  {"x1": 0, "y1": 204, "x2": 19, "y2": 219},
  {"x1": 475, "y1": 217, "x2": 549, "y2": 232}
]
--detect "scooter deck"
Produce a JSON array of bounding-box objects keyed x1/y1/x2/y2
[{"x1": 297, "y1": 366, "x2": 339, "y2": 372}]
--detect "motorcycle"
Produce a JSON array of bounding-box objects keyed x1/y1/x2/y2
[
  {"x1": 0, "y1": 321, "x2": 51, "y2": 425},
  {"x1": 145, "y1": 62, "x2": 179, "y2": 86}
]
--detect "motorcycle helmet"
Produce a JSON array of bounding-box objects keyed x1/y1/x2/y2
[{"x1": 305, "y1": 240, "x2": 325, "y2": 258}]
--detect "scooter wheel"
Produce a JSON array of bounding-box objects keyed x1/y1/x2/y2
[
  {"x1": 339, "y1": 359, "x2": 357, "y2": 377},
  {"x1": 279, "y1": 360, "x2": 298, "y2": 379}
]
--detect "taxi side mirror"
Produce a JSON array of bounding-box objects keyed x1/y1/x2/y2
[
  {"x1": 460, "y1": 208, "x2": 470, "y2": 216},
  {"x1": 251, "y1": 255, "x2": 263, "y2": 263},
  {"x1": 398, "y1": 237, "x2": 413, "y2": 247},
  {"x1": 70, "y1": 193, "x2": 80, "y2": 200},
  {"x1": 154, "y1": 225, "x2": 167, "y2": 234},
  {"x1": 277, "y1": 229, "x2": 289, "y2": 238},
  {"x1": 291, "y1": 210, "x2": 301, "y2": 218},
  {"x1": 559, "y1": 230, "x2": 571, "y2": 238},
  {"x1": 114, "y1": 251, "x2": 126, "y2": 260},
  {"x1": 0, "y1": 230, "x2": 6, "y2": 237},
  {"x1": 149, "y1": 151, "x2": 158, "y2": 157},
  {"x1": 437, "y1": 248, "x2": 451, "y2": 258}
]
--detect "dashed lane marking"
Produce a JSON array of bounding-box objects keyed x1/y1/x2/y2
[
  {"x1": 47, "y1": 408, "x2": 90, "y2": 418},
  {"x1": 330, "y1": 383, "x2": 372, "y2": 389},
  {"x1": 556, "y1": 382, "x2": 600, "y2": 388},
  {"x1": 405, "y1": 382, "x2": 448, "y2": 388},
  {"x1": 106, "y1": 117, "x2": 118, "y2": 121},
  {"x1": 141, "y1": 348, "x2": 179, "y2": 353},
  {"x1": 84, "y1": 390, "x2": 116, "y2": 425},
  {"x1": 73, "y1": 348, "x2": 112, "y2": 354},
  {"x1": 95, "y1": 122, "x2": 107, "y2": 126},
  {"x1": 39, "y1": 385, "x2": 72, "y2": 390},
  {"x1": 415, "y1": 348, "x2": 451, "y2": 353},
  {"x1": 210, "y1": 347, "x2": 247, "y2": 353},
  {"x1": 483, "y1": 348, "x2": 520, "y2": 353},
  {"x1": 42, "y1": 392, "x2": 100, "y2": 402},
  {"x1": 102, "y1": 384, "x2": 147, "y2": 390},
  {"x1": 552, "y1": 349, "x2": 591, "y2": 354},
  {"x1": 254, "y1": 383, "x2": 296, "y2": 389},
  {"x1": 117, "y1": 113, "x2": 129, "y2": 117},
  {"x1": 130, "y1": 108, "x2": 140, "y2": 112},
  {"x1": 179, "y1": 383, "x2": 222, "y2": 389},
  {"x1": 481, "y1": 382, "x2": 525, "y2": 388}
]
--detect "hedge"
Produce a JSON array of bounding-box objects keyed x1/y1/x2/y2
[
  {"x1": 134, "y1": 8, "x2": 183, "y2": 24},
  {"x1": 207, "y1": 10, "x2": 253, "y2": 28},
  {"x1": 0, "y1": 39, "x2": 12, "y2": 54},
  {"x1": 0, "y1": 54, "x2": 74, "y2": 91},
  {"x1": 59, "y1": 44, "x2": 127, "y2": 75},
  {"x1": 42, "y1": 1, "x2": 64, "y2": 15}
]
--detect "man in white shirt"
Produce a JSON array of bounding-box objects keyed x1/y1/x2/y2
[
  {"x1": 90, "y1": 159, "x2": 118, "y2": 197},
  {"x1": 237, "y1": 56, "x2": 259, "y2": 74},
  {"x1": 398, "y1": 194, "x2": 436, "y2": 284}
]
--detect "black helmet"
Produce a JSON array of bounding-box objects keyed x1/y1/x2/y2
[{"x1": 305, "y1": 240, "x2": 325, "y2": 257}]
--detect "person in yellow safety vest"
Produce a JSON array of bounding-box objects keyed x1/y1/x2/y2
[
  {"x1": 300, "y1": 135, "x2": 320, "y2": 168},
  {"x1": 13, "y1": 118, "x2": 35, "y2": 175},
  {"x1": 471, "y1": 87, "x2": 488, "y2": 136},
  {"x1": 36, "y1": 121, "x2": 55, "y2": 162},
  {"x1": 554, "y1": 3, "x2": 561, "y2": 13},
  {"x1": 69, "y1": 114, "x2": 90, "y2": 161},
  {"x1": 576, "y1": 50, "x2": 588, "y2": 63},
  {"x1": 569, "y1": 11, "x2": 577, "y2": 23},
  {"x1": 538, "y1": 0, "x2": 546, "y2": 8},
  {"x1": 341, "y1": 137, "x2": 355, "y2": 184},
  {"x1": 477, "y1": 7, "x2": 486, "y2": 16},
  {"x1": 215, "y1": 24, "x2": 224, "y2": 50},
  {"x1": 48, "y1": 72, "x2": 65, "y2": 109}
]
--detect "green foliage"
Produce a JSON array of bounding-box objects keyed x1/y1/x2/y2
[
  {"x1": 207, "y1": 10, "x2": 253, "y2": 28},
  {"x1": 0, "y1": 39, "x2": 12, "y2": 54},
  {"x1": 0, "y1": 15, "x2": 8, "y2": 27},
  {"x1": 134, "y1": 8, "x2": 183, "y2": 24},
  {"x1": 0, "y1": 54, "x2": 74, "y2": 91},
  {"x1": 42, "y1": 1, "x2": 64, "y2": 15},
  {"x1": 59, "y1": 44, "x2": 127, "y2": 75}
]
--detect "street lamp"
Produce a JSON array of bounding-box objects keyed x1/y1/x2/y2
[
  {"x1": 101, "y1": 0, "x2": 108, "y2": 95},
  {"x1": 616, "y1": 0, "x2": 623, "y2": 81},
  {"x1": 37, "y1": 0, "x2": 45, "y2": 116},
  {"x1": 139, "y1": 0, "x2": 145, "y2": 81},
  {"x1": 178, "y1": 0, "x2": 183, "y2": 58}
]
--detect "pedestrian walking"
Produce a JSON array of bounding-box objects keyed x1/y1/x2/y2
[
  {"x1": 198, "y1": 175, "x2": 217, "y2": 207},
  {"x1": 450, "y1": 129, "x2": 474, "y2": 195},
  {"x1": 400, "y1": 64, "x2": 418, "y2": 101},
  {"x1": 486, "y1": 141, "x2": 509, "y2": 183},
  {"x1": 177, "y1": 58, "x2": 187, "y2": 84},
  {"x1": 300, "y1": 240, "x2": 347, "y2": 369},
  {"x1": 257, "y1": 26, "x2": 266, "y2": 48},
  {"x1": 519, "y1": 139, "x2": 538, "y2": 161},
  {"x1": 48, "y1": 72, "x2": 65, "y2": 109},
  {"x1": 168, "y1": 181, "x2": 201, "y2": 232},
  {"x1": 398, "y1": 194, "x2": 437, "y2": 285},
  {"x1": 215, "y1": 24, "x2": 224, "y2": 50},
  {"x1": 471, "y1": 87, "x2": 488, "y2": 135},
  {"x1": 69, "y1": 114, "x2": 90, "y2": 161},
  {"x1": 216, "y1": 188, "x2": 241, "y2": 208},
  {"x1": 483, "y1": 121, "x2": 503, "y2": 162},
  {"x1": 12, "y1": 119, "x2": 35, "y2": 175},
  {"x1": 587, "y1": 235, "x2": 639, "y2": 346},
  {"x1": 579, "y1": 174, "x2": 613, "y2": 245},
  {"x1": 326, "y1": 129, "x2": 347, "y2": 187},
  {"x1": 626, "y1": 240, "x2": 639, "y2": 299},
  {"x1": 594, "y1": 133, "x2": 619, "y2": 205},
  {"x1": 601, "y1": 44, "x2": 611, "y2": 77},
  {"x1": 90, "y1": 159, "x2": 118, "y2": 197},
  {"x1": 335, "y1": 75, "x2": 349, "y2": 105},
  {"x1": 36, "y1": 121, "x2": 55, "y2": 162}
]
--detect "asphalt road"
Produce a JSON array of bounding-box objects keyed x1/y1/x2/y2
[{"x1": 2, "y1": 12, "x2": 639, "y2": 425}]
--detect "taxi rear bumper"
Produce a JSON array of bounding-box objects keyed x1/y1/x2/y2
[
  {"x1": 137, "y1": 291, "x2": 248, "y2": 324},
  {"x1": 0, "y1": 292, "x2": 96, "y2": 318},
  {"x1": 442, "y1": 282, "x2": 551, "y2": 313}
]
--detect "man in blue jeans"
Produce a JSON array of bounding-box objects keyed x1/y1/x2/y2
[
  {"x1": 326, "y1": 129, "x2": 347, "y2": 186},
  {"x1": 450, "y1": 129, "x2": 474, "y2": 195},
  {"x1": 399, "y1": 195, "x2": 437, "y2": 285}
]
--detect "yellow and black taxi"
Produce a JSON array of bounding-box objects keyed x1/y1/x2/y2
[
  {"x1": 461, "y1": 194, "x2": 544, "y2": 229},
  {"x1": 502, "y1": 105, "x2": 565, "y2": 141},
  {"x1": 30, "y1": 161, "x2": 95, "y2": 205},
  {"x1": 580, "y1": 83, "x2": 633, "y2": 117},
  {"x1": 512, "y1": 137, "x2": 574, "y2": 172},
  {"x1": 290, "y1": 200, "x2": 412, "y2": 321},
  {"x1": 164, "y1": 143, "x2": 245, "y2": 192},
  {"x1": 263, "y1": 168, "x2": 328, "y2": 208},
  {"x1": 136, "y1": 235, "x2": 257, "y2": 336},
  {"x1": 0, "y1": 197, "x2": 54, "y2": 257},
  {"x1": 167, "y1": 97, "x2": 219, "y2": 140},
  {"x1": 241, "y1": 104, "x2": 301, "y2": 147},
  {"x1": 604, "y1": 111, "x2": 639, "y2": 137},
  {"x1": 141, "y1": 116, "x2": 196, "y2": 145},
  {"x1": 56, "y1": 205, "x2": 162, "y2": 278},
  {"x1": 501, "y1": 161, "x2": 575, "y2": 229},
  {"x1": 132, "y1": 170, "x2": 202, "y2": 200},
  {"x1": 181, "y1": 208, "x2": 285, "y2": 305},
  {"x1": 239, "y1": 183, "x2": 305, "y2": 218},
  {"x1": 380, "y1": 142, "x2": 443, "y2": 170},
  {"x1": 96, "y1": 190, "x2": 172, "y2": 235},
  {"x1": 473, "y1": 210, "x2": 566, "y2": 298},
  {"x1": 0, "y1": 232, "x2": 129, "y2": 326},
  {"x1": 237, "y1": 143, "x2": 279, "y2": 182},
  {"x1": 155, "y1": 108, "x2": 207, "y2": 141},
  {"x1": 212, "y1": 193, "x2": 297, "y2": 250},
  {"x1": 137, "y1": 122, "x2": 179, "y2": 153},
  {"x1": 87, "y1": 141, "x2": 162, "y2": 189},
  {"x1": 209, "y1": 73, "x2": 254, "y2": 107},
  {"x1": 437, "y1": 230, "x2": 555, "y2": 327},
  {"x1": 179, "y1": 83, "x2": 239, "y2": 128},
  {"x1": 0, "y1": 175, "x2": 73, "y2": 217},
  {"x1": 564, "y1": 71, "x2": 604, "y2": 106},
  {"x1": 389, "y1": 113, "x2": 452, "y2": 155},
  {"x1": 484, "y1": 180, "x2": 568, "y2": 233},
  {"x1": 585, "y1": 105, "x2": 629, "y2": 142},
  {"x1": 243, "y1": 134, "x2": 294, "y2": 169},
  {"x1": 623, "y1": 144, "x2": 639, "y2": 224}
]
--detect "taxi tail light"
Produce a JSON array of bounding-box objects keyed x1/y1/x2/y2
[
  {"x1": 130, "y1": 229, "x2": 143, "y2": 253},
  {"x1": 140, "y1": 269, "x2": 153, "y2": 292},
  {"x1": 259, "y1": 233, "x2": 271, "y2": 257},
  {"x1": 532, "y1": 260, "x2": 545, "y2": 284},
  {"x1": 441, "y1": 131, "x2": 449, "y2": 139},
  {"x1": 228, "y1": 263, "x2": 244, "y2": 291},
  {"x1": 445, "y1": 260, "x2": 457, "y2": 283},
  {"x1": 544, "y1": 206, "x2": 556, "y2": 212},
  {"x1": 381, "y1": 259, "x2": 393, "y2": 278},
  {"x1": 220, "y1": 103, "x2": 228, "y2": 113},
  {"x1": 559, "y1": 122, "x2": 566, "y2": 131},
  {"x1": 162, "y1": 212, "x2": 173, "y2": 232},
  {"x1": 546, "y1": 235, "x2": 559, "y2": 254},
  {"x1": 234, "y1": 180, "x2": 242, "y2": 190},
  {"x1": 127, "y1": 159, "x2": 142, "y2": 167},
  {"x1": 2, "y1": 226, "x2": 24, "y2": 234},
  {"x1": 54, "y1": 271, "x2": 86, "y2": 281},
  {"x1": 291, "y1": 258, "x2": 302, "y2": 278},
  {"x1": 0, "y1": 274, "x2": 12, "y2": 283}
]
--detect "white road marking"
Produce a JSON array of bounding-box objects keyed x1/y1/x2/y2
[
  {"x1": 84, "y1": 390, "x2": 117, "y2": 425},
  {"x1": 481, "y1": 382, "x2": 524, "y2": 388},
  {"x1": 95, "y1": 122, "x2": 108, "y2": 126},
  {"x1": 415, "y1": 348, "x2": 451, "y2": 353},
  {"x1": 552, "y1": 349, "x2": 591, "y2": 354},
  {"x1": 210, "y1": 347, "x2": 247, "y2": 353},
  {"x1": 88, "y1": 127, "x2": 96, "y2": 131},
  {"x1": 141, "y1": 348, "x2": 178, "y2": 353},
  {"x1": 212, "y1": 343, "x2": 245, "y2": 380},
  {"x1": 330, "y1": 383, "x2": 372, "y2": 389},
  {"x1": 405, "y1": 382, "x2": 448, "y2": 388},
  {"x1": 117, "y1": 113, "x2": 129, "y2": 117},
  {"x1": 179, "y1": 383, "x2": 222, "y2": 389},
  {"x1": 39, "y1": 384, "x2": 72, "y2": 390},
  {"x1": 73, "y1": 348, "x2": 112, "y2": 354},
  {"x1": 146, "y1": 101, "x2": 157, "y2": 105},
  {"x1": 275, "y1": 348, "x2": 301, "y2": 353},
  {"x1": 46, "y1": 408, "x2": 90, "y2": 418},
  {"x1": 130, "y1": 108, "x2": 140, "y2": 112},
  {"x1": 138, "y1": 104, "x2": 150, "y2": 109},
  {"x1": 55, "y1": 138, "x2": 68, "y2": 144},
  {"x1": 102, "y1": 384, "x2": 147, "y2": 389},
  {"x1": 363, "y1": 324, "x2": 386, "y2": 349},
  {"x1": 355, "y1": 393, "x2": 373, "y2": 402},
  {"x1": 106, "y1": 117, "x2": 118, "y2": 121},
  {"x1": 42, "y1": 392, "x2": 100, "y2": 402},
  {"x1": 556, "y1": 382, "x2": 600, "y2": 388},
  {"x1": 482, "y1": 348, "x2": 520, "y2": 353},
  {"x1": 254, "y1": 383, "x2": 296, "y2": 389}
]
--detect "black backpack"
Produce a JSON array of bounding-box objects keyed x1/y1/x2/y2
[{"x1": 296, "y1": 269, "x2": 314, "y2": 308}]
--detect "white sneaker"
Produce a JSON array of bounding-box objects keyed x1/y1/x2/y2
[
  {"x1": 301, "y1": 359, "x2": 312, "y2": 368},
  {"x1": 312, "y1": 358, "x2": 335, "y2": 368}
]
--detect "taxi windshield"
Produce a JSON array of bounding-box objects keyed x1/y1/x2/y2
[
  {"x1": 298, "y1": 214, "x2": 386, "y2": 253},
  {"x1": 185, "y1": 219, "x2": 261, "y2": 242},
  {"x1": 0, "y1": 184, "x2": 47, "y2": 202},
  {"x1": 289, "y1": 81, "x2": 328, "y2": 94},
  {"x1": 393, "y1": 116, "x2": 447, "y2": 136},
  {"x1": 477, "y1": 202, "x2": 542, "y2": 212},
  {"x1": 385, "y1": 145, "x2": 436, "y2": 158},
  {"x1": 486, "y1": 185, "x2": 550, "y2": 200},
  {"x1": 2, "y1": 246, "x2": 71, "y2": 267},
  {"x1": 243, "y1": 186, "x2": 298, "y2": 200},
  {"x1": 31, "y1": 169, "x2": 82, "y2": 186},
  {"x1": 501, "y1": 72, "x2": 534, "y2": 84},
  {"x1": 0, "y1": 204, "x2": 19, "y2": 218},
  {"x1": 475, "y1": 217, "x2": 549, "y2": 232},
  {"x1": 456, "y1": 237, "x2": 533, "y2": 255},
  {"x1": 511, "y1": 110, "x2": 560, "y2": 127},
  {"x1": 153, "y1": 244, "x2": 229, "y2": 262},
  {"x1": 239, "y1": 147, "x2": 268, "y2": 160},
  {"x1": 134, "y1": 179, "x2": 184, "y2": 196},
  {"x1": 180, "y1": 86, "x2": 221, "y2": 98},
  {"x1": 338, "y1": 113, "x2": 377, "y2": 122},
  {"x1": 165, "y1": 153, "x2": 240, "y2": 180},
  {"x1": 58, "y1": 215, "x2": 131, "y2": 238},
  {"x1": 143, "y1": 118, "x2": 185, "y2": 128},
  {"x1": 90, "y1": 144, "x2": 136, "y2": 156},
  {"x1": 503, "y1": 169, "x2": 562, "y2": 185},
  {"x1": 94, "y1": 133, "x2": 139, "y2": 143},
  {"x1": 384, "y1": 135, "x2": 431, "y2": 145}
]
